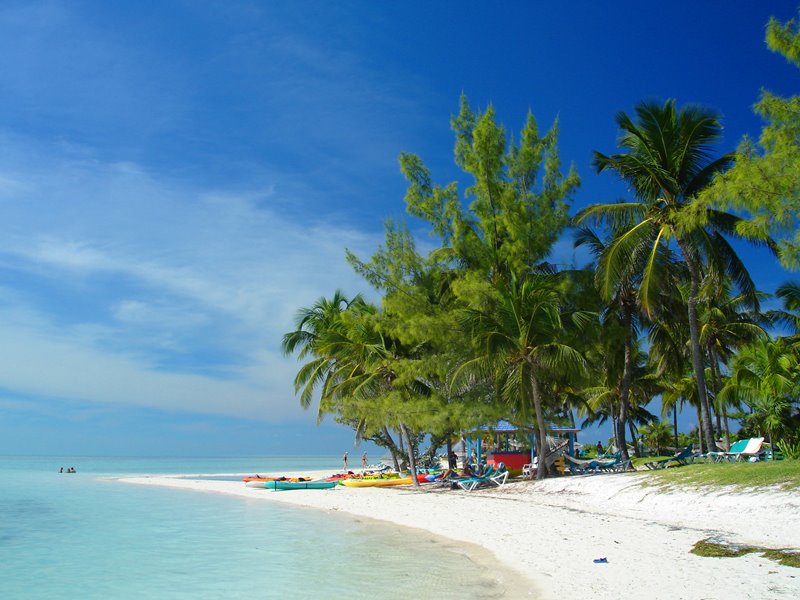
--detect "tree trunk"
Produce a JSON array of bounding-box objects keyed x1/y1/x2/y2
[
  {"x1": 723, "y1": 410, "x2": 731, "y2": 449},
  {"x1": 617, "y1": 304, "x2": 634, "y2": 463},
  {"x1": 530, "y1": 372, "x2": 550, "y2": 480},
  {"x1": 628, "y1": 420, "x2": 642, "y2": 458},
  {"x1": 611, "y1": 414, "x2": 618, "y2": 451},
  {"x1": 677, "y1": 238, "x2": 718, "y2": 452},
  {"x1": 709, "y1": 347, "x2": 732, "y2": 446},
  {"x1": 380, "y1": 426, "x2": 402, "y2": 471},
  {"x1": 673, "y1": 404, "x2": 679, "y2": 450},
  {"x1": 707, "y1": 345, "x2": 722, "y2": 437},
  {"x1": 446, "y1": 437, "x2": 455, "y2": 469},
  {"x1": 696, "y1": 406, "x2": 704, "y2": 454},
  {"x1": 769, "y1": 430, "x2": 774, "y2": 462},
  {"x1": 400, "y1": 423, "x2": 421, "y2": 488},
  {"x1": 419, "y1": 433, "x2": 446, "y2": 468}
]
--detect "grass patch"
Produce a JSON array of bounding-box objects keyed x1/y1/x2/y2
[
  {"x1": 691, "y1": 539, "x2": 758, "y2": 558},
  {"x1": 637, "y1": 459, "x2": 800, "y2": 491},
  {"x1": 763, "y1": 549, "x2": 800, "y2": 568},
  {"x1": 691, "y1": 539, "x2": 800, "y2": 568}
]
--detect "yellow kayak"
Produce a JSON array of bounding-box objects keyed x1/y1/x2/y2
[{"x1": 340, "y1": 476, "x2": 413, "y2": 488}]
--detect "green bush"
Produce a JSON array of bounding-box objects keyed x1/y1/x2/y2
[{"x1": 776, "y1": 440, "x2": 800, "y2": 460}]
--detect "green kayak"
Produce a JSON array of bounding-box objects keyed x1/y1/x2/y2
[{"x1": 263, "y1": 479, "x2": 338, "y2": 490}]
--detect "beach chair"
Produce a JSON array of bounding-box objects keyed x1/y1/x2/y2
[
  {"x1": 643, "y1": 444, "x2": 695, "y2": 470},
  {"x1": 434, "y1": 470, "x2": 461, "y2": 487},
  {"x1": 488, "y1": 463, "x2": 509, "y2": 486},
  {"x1": 522, "y1": 459, "x2": 538, "y2": 479},
  {"x1": 597, "y1": 453, "x2": 634, "y2": 473},
  {"x1": 705, "y1": 439, "x2": 745, "y2": 463},
  {"x1": 724, "y1": 437, "x2": 764, "y2": 462},
  {"x1": 455, "y1": 464, "x2": 507, "y2": 491},
  {"x1": 564, "y1": 454, "x2": 607, "y2": 474}
]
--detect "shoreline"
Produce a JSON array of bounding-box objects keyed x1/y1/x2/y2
[{"x1": 118, "y1": 471, "x2": 800, "y2": 599}]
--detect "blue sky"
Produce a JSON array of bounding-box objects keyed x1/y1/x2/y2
[{"x1": 0, "y1": 1, "x2": 796, "y2": 456}]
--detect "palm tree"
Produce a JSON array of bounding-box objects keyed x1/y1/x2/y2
[
  {"x1": 456, "y1": 274, "x2": 590, "y2": 479},
  {"x1": 638, "y1": 419, "x2": 673, "y2": 456},
  {"x1": 577, "y1": 99, "x2": 771, "y2": 452},
  {"x1": 281, "y1": 290, "x2": 365, "y2": 411},
  {"x1": 659, "y1": 371, "x2": 703, "y2": 451},
  {"x1": 580, "y1": 340, "x2": 659, "y2": 460},
  {"x1": 773, "y1": 281, "x2": 800, "y2": 343},
  {"x1": 575, "y1": 225, "x2": 659, "y2": 463},
  {"x1": 718, "y1": 338, "x2": 800, "y2": 456},
  {"x1": 282, "y1": 294, "x2": 427, "y2": 482},
  {"x1": 697, "y1": 284, "x2": 769, "y2": 442}
]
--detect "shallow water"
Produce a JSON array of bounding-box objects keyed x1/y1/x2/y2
[{"x1": 0, "y1": 456, "x2": 529, "y2": 599}]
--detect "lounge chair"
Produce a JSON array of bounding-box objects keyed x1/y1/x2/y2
[
  {"x1": 705, "y1": 439, "x2": 745, "y2": 462},
  {"x1": 597, "y1": 453, "x2": 634, "y2": 472},
  {"x1": 643, "y1": 444, "x2": 695, "y2": 470},
  {"x1": 724, "y1": 437, "x2": 764, "y2": 462},
  {"x1": 455, "y1": 464, "x2": 509, "y2": 491},
  {"x1": 563, "y1": 454, "x2": 615, "y2": 474},
  {"x1": 489, "y1": 463, "x2": 509, "y2": 486}
]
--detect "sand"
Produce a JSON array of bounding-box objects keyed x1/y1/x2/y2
[{"x1": 119, "y1": 471, "x2": 800, "y2": 599}]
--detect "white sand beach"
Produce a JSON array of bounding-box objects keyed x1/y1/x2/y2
[{"x1": 121, "y1": 472, "x2": 800, "y2": 599}]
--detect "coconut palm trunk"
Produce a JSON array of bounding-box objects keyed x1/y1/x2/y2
[
  {"x1": 616, "y1": 307, "x2": 634, "y2": 463},
  {"x1": 696, "y1": 406, "x2": 704, "y2": 453},
  {"x1": 628, "y1": 420, "x2": 642, "y2": 457},
  {"x1": 713, "y1": 350, "x2": 731, "y2": 444},
  {"x1": 678, "y1": 239, "x2": 718, "y2": 452},
  {"x1": 673, "y1": 405, "x2": 679, "y2": 449},
  {"x1": 530, "y1": 372, "x2": 550, "y2": 480}
]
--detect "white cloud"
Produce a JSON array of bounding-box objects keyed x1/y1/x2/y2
[{"x1": 0, "y1": 143, "x2": 381, "y2": 421}]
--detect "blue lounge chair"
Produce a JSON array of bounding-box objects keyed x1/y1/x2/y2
[
  {"x1": 597, "y1": 452, "x2": 634, "y2": 472},
  {"x1": 705, "y1": 439, "x2": 747, "y2": 462},
  {"x1": 643, "y1": 444, "x2": 695, "y2": 470},
  {"x1": 456, "y1": 463, "x2": 509, "y2": 491},
  {"x1": 564, "y1": 454, "x2": 615, "y2": 474}
]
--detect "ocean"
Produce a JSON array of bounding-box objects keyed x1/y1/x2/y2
[{"x1": 0, "y1": 456, "x2": 517, "y2": 599}]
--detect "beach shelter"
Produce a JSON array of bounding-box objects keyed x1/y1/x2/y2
[{"x1": 462, "y1": 421, "x2": 580, "y2": 473}]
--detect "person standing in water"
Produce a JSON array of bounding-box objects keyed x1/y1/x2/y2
[
  {"x1": 342, "y1": 451, "x2": 348, "y2": 470},
  {"x1": 361, "y1": 451, "x2": 367, "y2": 469}
]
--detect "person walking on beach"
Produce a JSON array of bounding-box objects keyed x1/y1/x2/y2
[
  {"x1": 342, "y1": 451, "x2": 348, "y2": 470},
  {"x1": 361, "y1": 451, "x2": 367, "y2": 469}
]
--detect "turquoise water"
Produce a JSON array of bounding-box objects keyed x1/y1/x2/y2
[{"x1": 0, "y1": 456, "x2": 519, "y2": 599}]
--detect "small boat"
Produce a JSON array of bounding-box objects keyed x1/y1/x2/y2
[
  {"x1": 263, "y1": 479, "x2": 338, "y2": 490},
  {"x1": 246, "y1": 480, "x2": 269, "y2": 488},
  {"x1": 324, "y1": 472, "x2": 355, "y2": 482},
  {"x1": 340, "y1": 476, "x2": 413, "y2": 488}
]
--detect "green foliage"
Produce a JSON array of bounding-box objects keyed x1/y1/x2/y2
[
  {"x1": 699, "y1": 12, "x2": 800, "y2": 269},
  {"x1": 402, "y1": 94, "x2": 579, "y2": 281},
  {"x1": 719, "y1": 337, "x2": 800, "y2": 445},
  {"x1": 638, "y1": 419, "x2": 673, "y2": 455},
  {"x1": 777, "y1": 439, "x2": 800, "y2": 460},
  {"x1": 677, "y1": 431, "x2": 697, "y2": 448}
]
